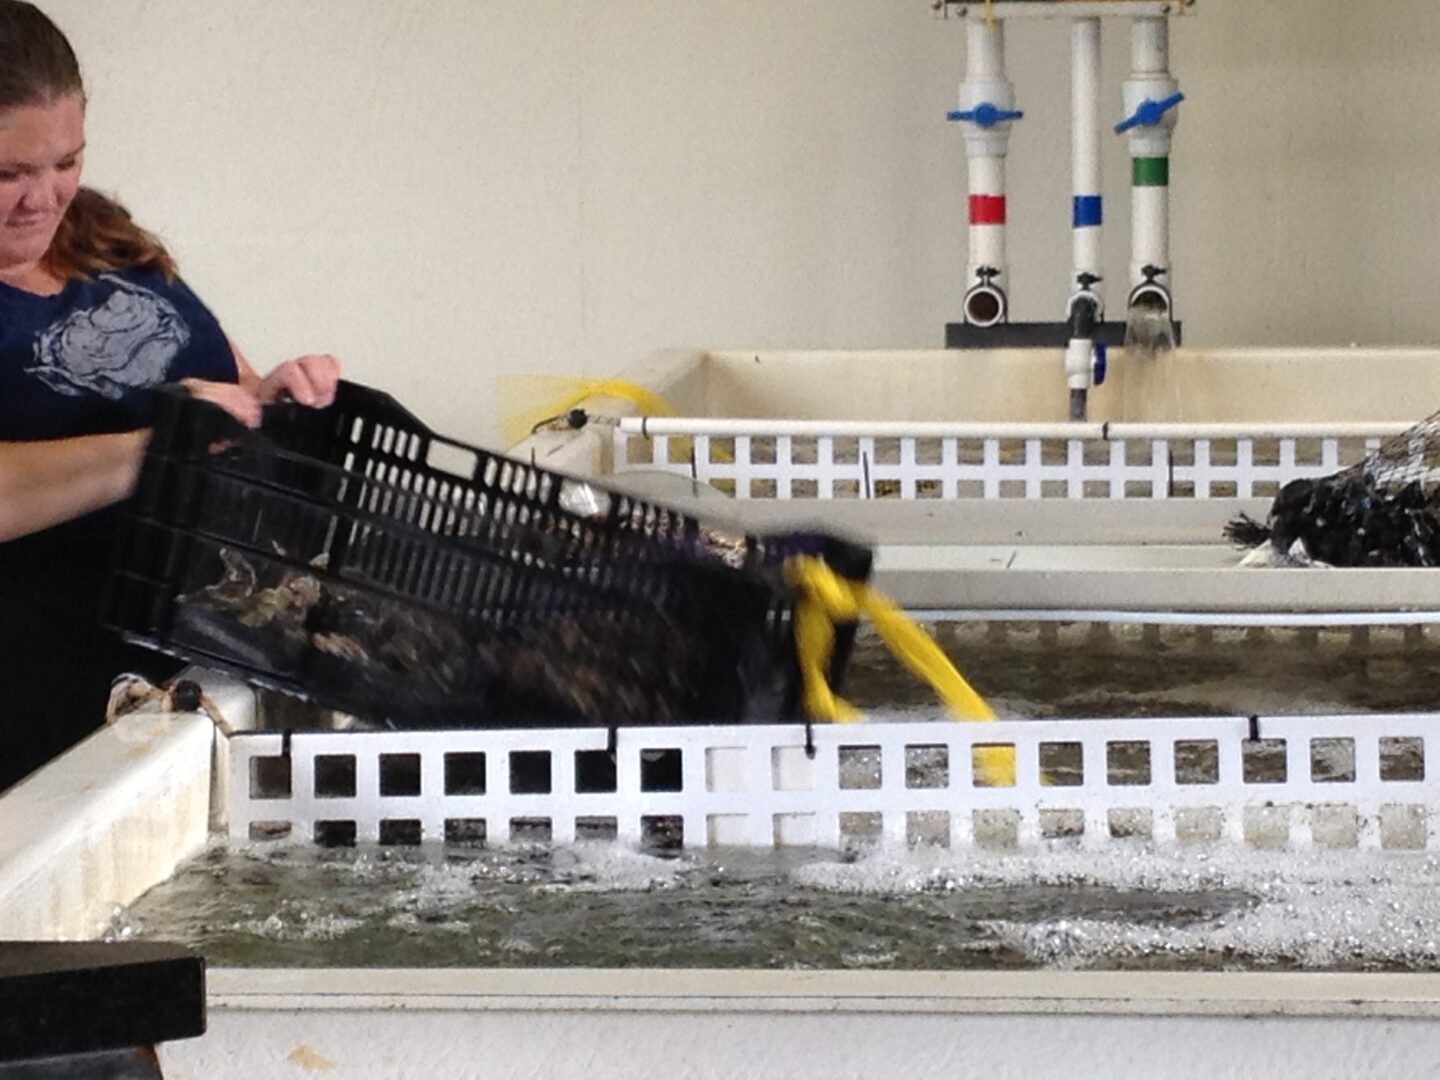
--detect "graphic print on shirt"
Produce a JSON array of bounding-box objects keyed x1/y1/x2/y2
[{"x1": 24, "y1": 274, "x2": 191, "y2": 400}]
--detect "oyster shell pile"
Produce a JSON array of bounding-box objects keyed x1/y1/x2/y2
[{"x1": 177, "y1": 546, "x2": 757, "y2": 729}]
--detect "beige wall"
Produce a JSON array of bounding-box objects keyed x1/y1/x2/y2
[{"x1": 40, "y1": 0, "x2": 1440, "y2": 443}]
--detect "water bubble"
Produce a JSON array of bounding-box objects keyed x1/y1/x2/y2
[{"x1": 1024, "y1": 921, "x2": 1091, "y2": 966}]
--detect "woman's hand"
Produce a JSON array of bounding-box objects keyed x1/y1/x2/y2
[
  {"x1": 181, "y1": 378, "x2": 262, "y2": 428},
  {"x1": 257, "y1": 354, "x2": 341, "y2": 408}
]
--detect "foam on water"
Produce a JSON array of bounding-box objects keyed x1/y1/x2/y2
[
  {"x1": 795, "y1": 846, "x2": 1440, "y2": 971},
  {"x1": 114, "y1": 837, "x2": 1440, "y2": 972}
]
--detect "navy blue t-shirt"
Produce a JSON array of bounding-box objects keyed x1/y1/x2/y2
[
  {"x1": 0, "y1": 268, "x2": 239, "y2": 790},
  {"x1": 0, "y1": 269, "x2": 237, "y2": 439}
]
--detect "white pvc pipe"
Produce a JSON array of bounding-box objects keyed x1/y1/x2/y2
[
  {"x1": 967, "y1": 17, "x2": 1004, "y2": 79},
  {"x1": 967, "y1": 156, "x2": 1007, "y2": 276},
  {"x1": 1072, "y1": 219, "x2": 1101, "y2": 287},
  {"x1": 1071, "y1": 17, "x2": 1102, "y2": 284},
  {"x1": 967, "y1": 155, "x2": 1006, "y2": 198},
  {"x1": 628, "y1": 418, "x2": 1106, "y2": 439},
  {"x1": 1113, "y1": 421, "x2": 1407, "y2": 439},
  {"x1": 1131, "y1": 184, "x2": 1169, "y2": 287},
  {"x1": 620, "y1": 416, "x2": 1412, "y2": 441},
  {"x1": 1132, "y1": 15, "x2": 1168, "y2": 75},
  {"x1": 960, "y1": 18, "x2": 1015, "y2": 322},
  {"x1": 1123, "y1": 15, "x2": 1179, "y2": 304}
]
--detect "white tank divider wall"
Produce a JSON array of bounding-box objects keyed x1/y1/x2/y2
[
  {"x1": 614, "y1": 422, "x2": 1406, "y2": 500},
  {"x1": 228, "y1": 715, "x2": 1439, "y2": 853}
]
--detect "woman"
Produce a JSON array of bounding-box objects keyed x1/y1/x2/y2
[{"x1": 0, "y1": 1, "x2": 341, "y2": 790}]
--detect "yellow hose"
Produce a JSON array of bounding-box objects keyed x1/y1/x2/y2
[
  {"x1": 547, "y1": 378, "x2": 679, "y2": 422},
  {"x1": 502, "y1": 376, "x2": 734, "y2": 466},
  {"x1": 786, "y1": 556, "x2": 1016, "y2": 786}
]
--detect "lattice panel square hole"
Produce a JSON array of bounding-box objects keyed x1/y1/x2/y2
[
  {"x1": 444, "y1": 818, "x2": 487, "y2": 845},
  {"x1": 1242, "y1": 739, "x2": 1287, "y2": 784},
  {"x1": 907, "y1": 811, "x2": 950, "y2": 848},
  {"x1": 1040, "y1": 742, "x2": 1083, "y2": 787},
  {"x1": 706, "y1": 747, "x2": 746, "y2": 794},
  {"x1": 1381, "y1": 737, "x2": 1425, "y2": 782},
  {"x1": 839, "y1": 745, "x2": 882, "y2": 790},
  {"x1": 708, "y1": 814, "x2": 747, "y2": 846},
  {"x1": 510, "y1": 751, "x2": 552, "y2": 795},
  {"x1": 973, "y1": 808, "x2": 1021, "y2": 851},
  {"x1": 1174, "y1": 807, "x2": 1223, "y2": 844},
  {"x1": 905, "y1": 745, "x2": 948, "y2": 789},
  {"x1": 641, "y1": 749, "x2": 683, "y2": 793},
  {"x1": 575, "y1": 816, "x2": 618, "y2": 842},
  {"x1": 1243, "y1": 805, "x2": 1290, "y2": 849},
  {"x1": 1039, "y1": 808, "x2": 1085, "y2": 840},
  {"x1": 575, "y1": 750, "x2": 617, "y2": 794},
  {"x1": 641, "y1": 815, "x2": 684, "y2": 850},
  {"x1": 314, "y1": 820, "x2": 357, "y2": 847},
  {"x1": 1107, "y1": 741, "x2": 1151, "y2": 786},
  {"x1": 314, "y1": 755, "x2": 356, "y2": 799},
  {"x1": 249, "y1": 755, "x2": 292, "y2": 800},
  {"x1": 774, "y1": 813, "x2": 815, "y2": 847},
  {"x1": 444, "y1": 752, "x2": 487, "y2": 796},
  {"x1": 1381, "y1": 804, "x2": 1427, "y2": 850},
  {"x1": 972, "y1": 744, "x2": 1016, "y2": 788},
  {"x1": 379, "y1": 819, "x2": 422, "y2": 846},
  {"x1": 772, "y1": 747, "x2": 816, "y2": 792},
  {"x1": 379, "y1": 753, "x2": 421, "y2": 797},
  {"x1": 839, "y1": 812, "x2": 883, "y2": 847},
  {"x1": 1108, "y1": 808, "x2": 1153, "y2": 840},
  {"x1": 1310, "y1": 803, "x2": 1360, "y2": 849},
  {"x1": 1310, "y1": 738, "x2": 1355, "y2": 783},
  {"x1": 510, "y1": 817, "x2": 553, "y2": 843},
  {"x1": 1175, "y1": 740, "x2": 1219, "y2": 785}
]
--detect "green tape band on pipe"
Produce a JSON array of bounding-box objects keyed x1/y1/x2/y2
[{"x1": 1133, "y1": 157, "x2": 1170, "y2": 187}]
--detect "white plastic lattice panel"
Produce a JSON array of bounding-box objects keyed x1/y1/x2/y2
[
  {"x1": 228, "y1": 714, "x2": 1438, "y2": 852},
  {"x1": 614, "y1": 422, "x2": 1400, "y2": 500}
]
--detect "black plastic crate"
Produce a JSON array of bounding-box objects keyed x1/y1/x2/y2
[{"x1": 104, "y1": 382, "x2": 866, "y2": 730}]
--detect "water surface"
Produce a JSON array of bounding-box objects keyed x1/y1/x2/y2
[{"x1": 120, "y1": 621, "x2": 1440, "y2": 972}]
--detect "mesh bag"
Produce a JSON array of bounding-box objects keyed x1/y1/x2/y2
[
  {"x1": 1226, "y1": 411, "x2": 1440, "y2": 567},
  {"x1": 104, "y1": 382, "x2": 869, "y2": 729}
]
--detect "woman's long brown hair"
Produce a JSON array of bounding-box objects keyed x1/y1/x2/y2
[{"x1": 0, "y1": 1, "x2": 176, "y2": 280}]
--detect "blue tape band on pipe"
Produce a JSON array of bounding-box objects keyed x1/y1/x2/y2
[{"x1": 1073, "y1": 196, "x2": 1103, "y2": 228}]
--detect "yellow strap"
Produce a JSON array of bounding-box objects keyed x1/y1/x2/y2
[
  {"x1": 793, "y1": 596, "x2": 864, "y2": 724},
  {"x1": 787, "y1": 556, "x2": 1015, "y2": 786}
]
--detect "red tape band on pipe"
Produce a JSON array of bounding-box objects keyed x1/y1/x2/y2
[{"x1": 968, "y1": 195, "x2": 1007, "y2": 226}]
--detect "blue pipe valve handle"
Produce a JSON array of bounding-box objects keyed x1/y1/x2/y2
[
  {"x1": 1113, "y1": 92, "x2": 1185, "y2": 135},
  {"x1": 947, "y1": 103, "x2": 1024, "y2": 127},
  {"x1": 1093, "y1": 342, "x2": 1108, "y2": 386}
]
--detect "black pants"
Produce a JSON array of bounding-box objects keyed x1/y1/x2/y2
[{"x1": 0, "y1": 523, "x2": 180, "y2": 793}]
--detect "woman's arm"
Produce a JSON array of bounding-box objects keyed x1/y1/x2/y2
[
  {"x1": 234, "y1": 346, "x2": 263, "y2": 397},
  {"x1": 0, "y1": 380, "x2": 264, "y2": 544},
  {"x1": 0, "y1": 431, "x2": 148, "y2": 543}
]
